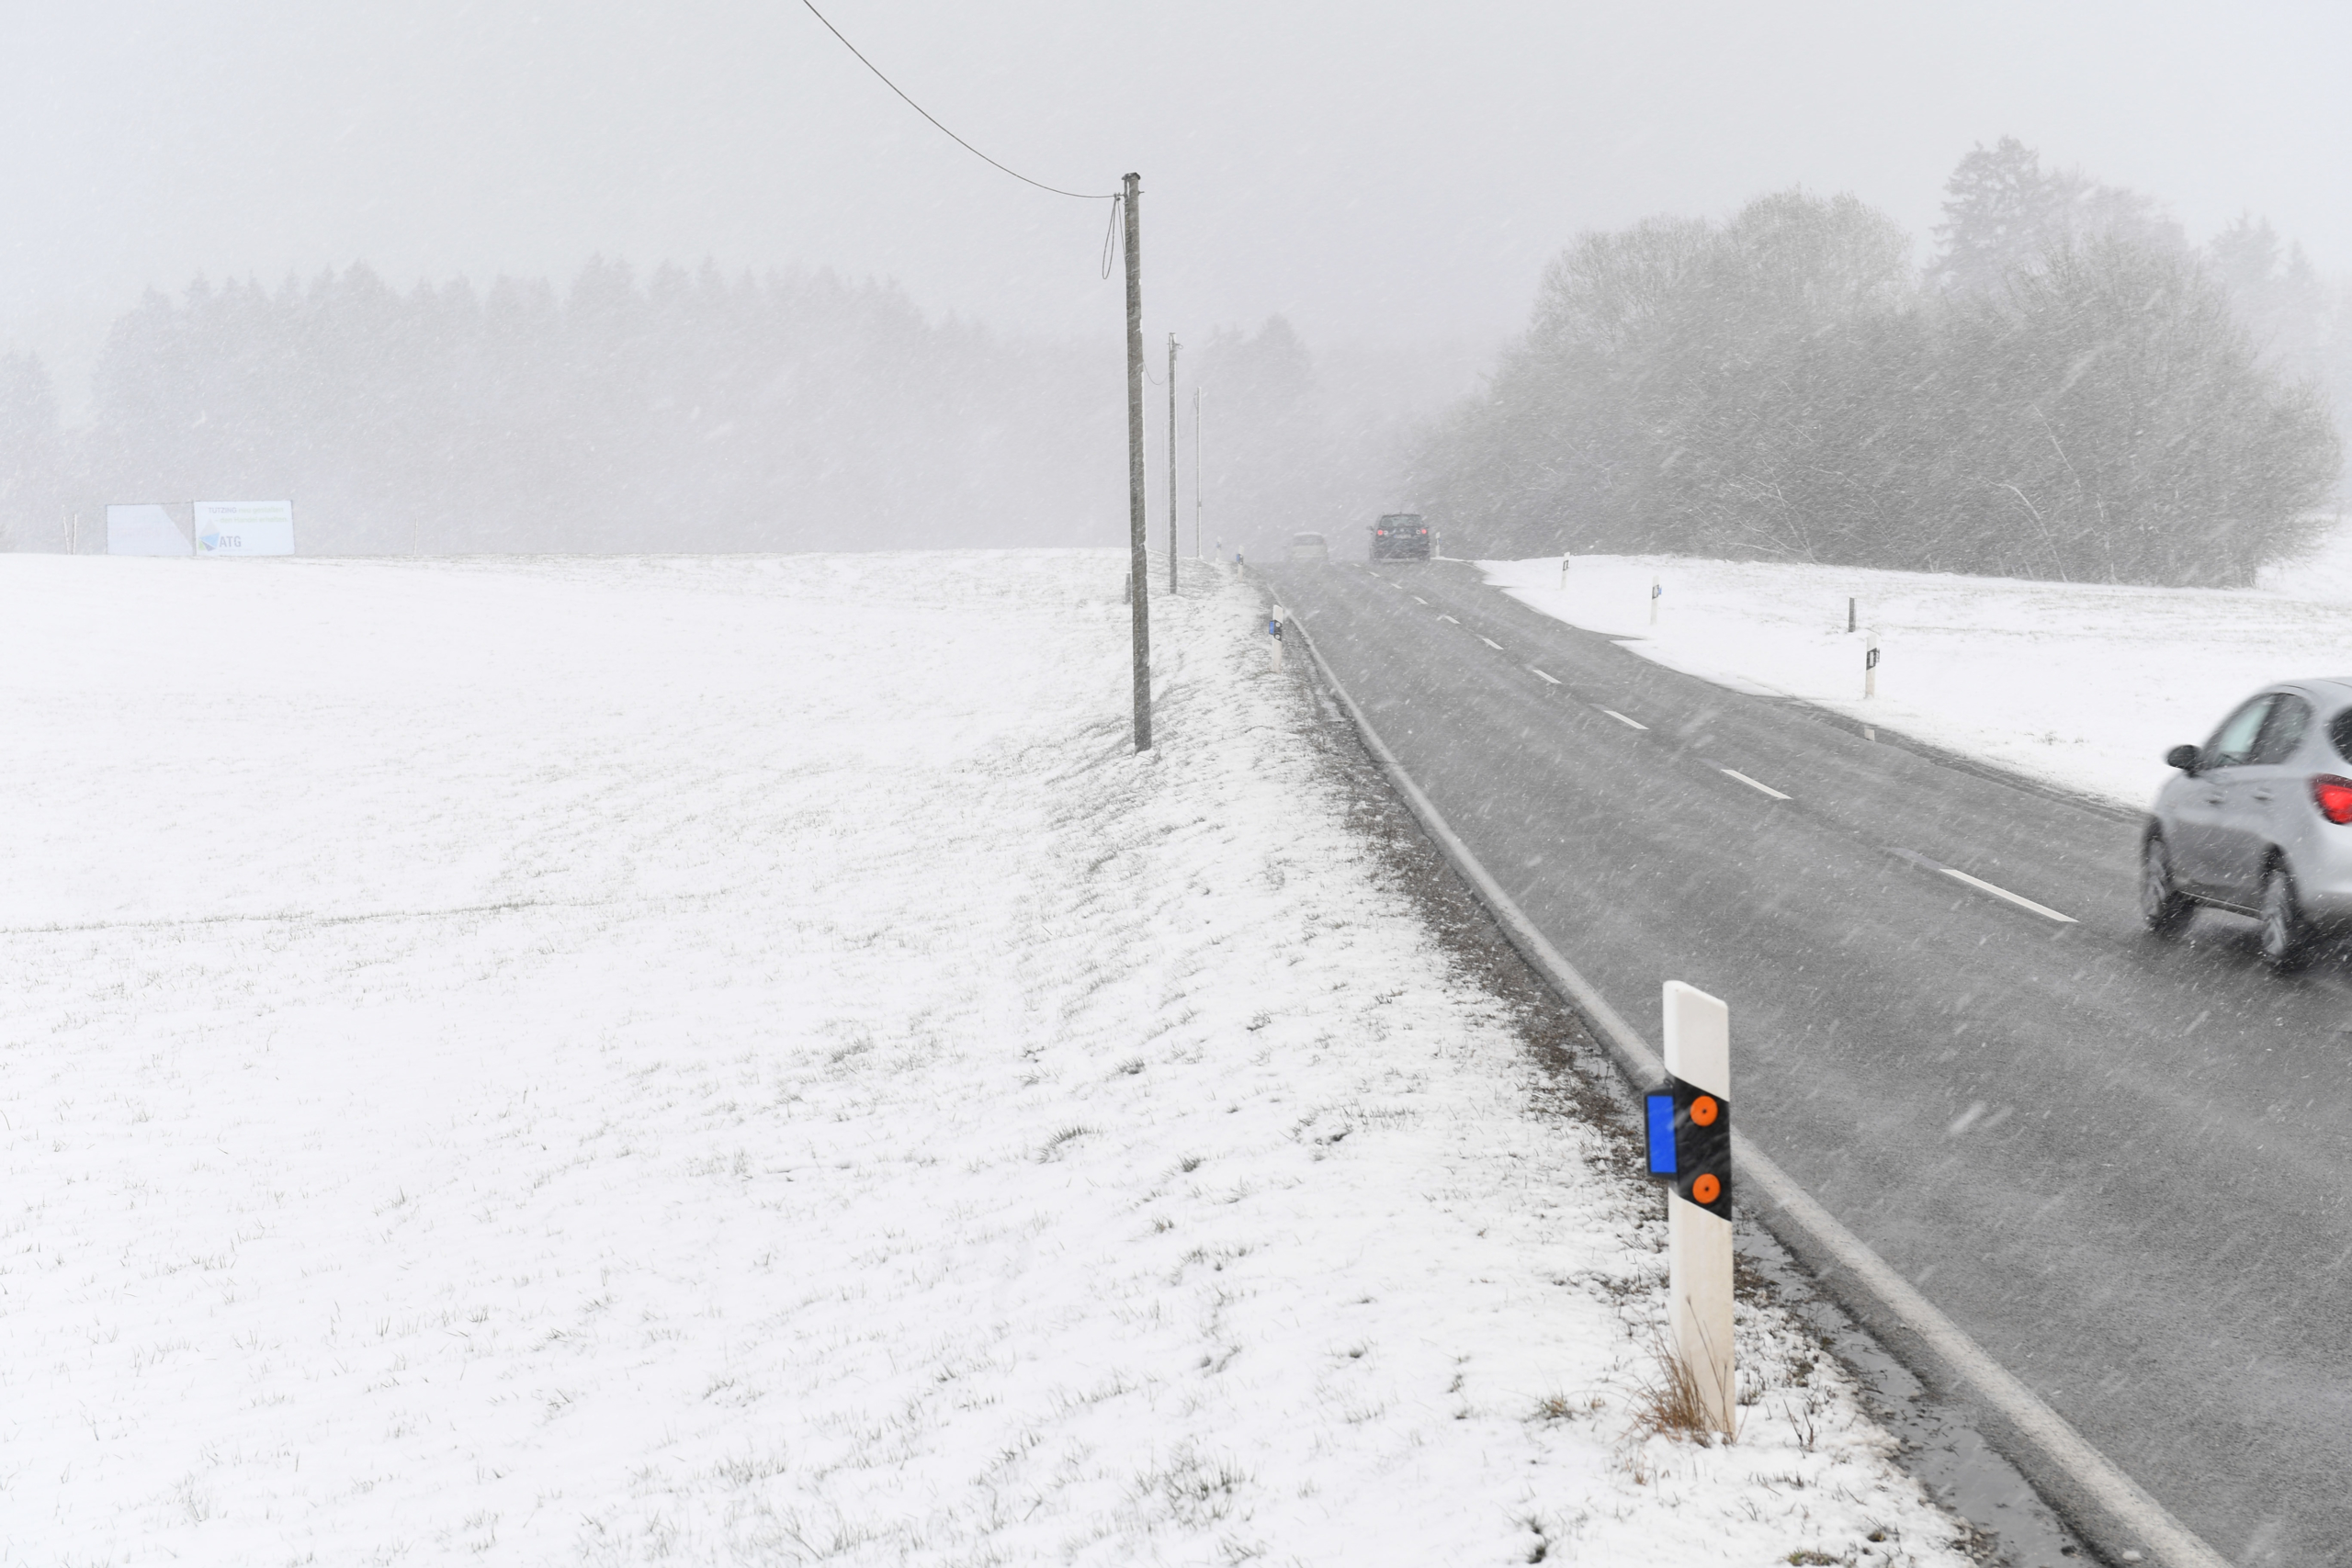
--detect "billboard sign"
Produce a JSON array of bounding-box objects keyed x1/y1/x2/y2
[
  {"x1": 194, "y1": 501, "x2": 295, "y2": 557},
  {"x1": 105, "y1": 504, "x2": 193, "y2": 557}
]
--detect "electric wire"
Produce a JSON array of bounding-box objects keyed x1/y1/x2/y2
[{"x1": 799, "y1": 0, "x2": 1117, "y2": 201}]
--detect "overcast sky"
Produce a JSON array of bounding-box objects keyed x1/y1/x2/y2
[{"x1": 6, "y1": 0, "x2": 2350, "y2": 399}]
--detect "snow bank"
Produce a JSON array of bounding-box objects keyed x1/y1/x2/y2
[
  {"x1": 1, "y1": 551, "x2": 1964, "y2": 1564},
  {"x1": 1487, "y1": 544, "x2": 2352, "y2": 811}
]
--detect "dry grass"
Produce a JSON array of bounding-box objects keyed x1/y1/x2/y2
[{"x1": 1623, "y1": 1330, "x2": 1734, "y2": 1448}]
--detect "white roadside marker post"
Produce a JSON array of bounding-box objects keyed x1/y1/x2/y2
[
  {"x1": 1269, "y1": 604, "x2": 1285, "y2": 672},
  {"x1": 1646, "y1": 981, "x2": 1736, "y2": 1437},
  {"x1": 1649, "y1": 575, "x2": 1661, "y2": 626},
  {"x1": 1864, "y1": 627, "x2": 1879, "y2": 699},
  {"x1": 1560, "y1": 550, "x2": 1571, "y2": 591}
]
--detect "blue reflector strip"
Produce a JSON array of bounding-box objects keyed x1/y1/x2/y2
[{"x1": 1645, "y1": 1093, "x2": 1677, "y2": 1175}]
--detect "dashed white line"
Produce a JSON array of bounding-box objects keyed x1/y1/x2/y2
[
  {"x1": 1940, "y1": 867, "x2": 2077, "y2": 924},
  {"x1": 1410, "y1": 595, "x2": 1429, "y2": 605},
  {"x1": 1437, "y1": 614, "x2": 1459, "y2": 624},
  {"x1": 1529, "y1": 667, "x2": 1561, "y2": 685},
  {"x1": 1720, "y1": 767, "x2": 1790, "y2": 800},
  {"x1": 1479, "y1": 637, "x2": 1503, "y2": 651},
  {"x1": 1601, "y1": 708, "x2": 1647, "y2": 730}
]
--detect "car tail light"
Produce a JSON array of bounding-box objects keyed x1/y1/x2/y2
[{"x1": 2313, "y1": 775, "x2": 2352, "y2": 824}]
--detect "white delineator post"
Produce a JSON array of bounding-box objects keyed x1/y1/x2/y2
[
  {"x1": 1664, "y1": 980, "x2": 1736, "y2": 1436},
  {"x1": 1649, "y1": 575, "x2": 1661, "y2": 626},
  {"x1": 1864, "y1": 627, "x2": 1879, "y2": 698},
  {"x1": 1560, "y1": 551, "x2": 1571, "y2": 590},
  {"x1": 1270, "y1": 604, "x2": 1285, "y2": 671}
]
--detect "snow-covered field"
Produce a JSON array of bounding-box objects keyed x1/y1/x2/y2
[
  {"x1": 3, "y1": 550, "x2": 1967, "y2": 1564},
  {"x1": 1487, "y1": 528, "x2": 2352, "y2": 810}
]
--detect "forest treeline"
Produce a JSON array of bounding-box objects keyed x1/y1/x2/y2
[
  {"x1": 0, "y1": 258, "x2": 1427, "y2": 556},
  {"x1": 3, "y1": 138, "x2": 2341, "y2": 574},
  {"x1": 1414, "y1": 140, "x2": 2345, "y2": 585},
  {"x1": 2, "y1": 260, "x2": 1130, "y2": 554}
]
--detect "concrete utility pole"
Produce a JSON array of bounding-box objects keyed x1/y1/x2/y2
[
  {"x1": 1167, "y1": 333, "x2": 1181, "y2": 595},
  {"x1": 1123, "y1": 174, "x2": 1150, "y2": 751}
]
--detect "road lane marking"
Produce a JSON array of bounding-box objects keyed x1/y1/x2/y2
[
  {"x1": 1290, "y1": 609, "x2": 2230, "y2": 1568},
  {"x1": 1411, "y1": 595, "x2": 1429, "y2": 604},
  {"x1": 1438, "y1": 614, "x2": 1458, "y2": 623},
  {"x1": 1479, "y1": 637, "x2": 1503, "y2": 650},
  {"x1": 1601, "y1": 708, "x2": 1647, "y2": 730},
  {"x1": 1720, "y1": 768, "x2": 1790, "y2": 800},
  {"x1": 1939, "y1": 867, "x2": 2077, "y2": 924},
  {"x1": 1529, "y1": 667, "x2": 1560, "y2": 684}
]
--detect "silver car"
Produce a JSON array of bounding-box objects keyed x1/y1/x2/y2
[
  {"x1": 1287, "y1": 531, "x2": 1329, "y2": 562},
  {"x1": 2143, "y1": 679, "x2": 2352, "y2": 969}
]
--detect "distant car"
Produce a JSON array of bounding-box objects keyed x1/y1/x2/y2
[
  {"x1": 1370, "y1": 513, "x2": 1431, "y2": 561},
  {"x1": 1287, "y1": 532, "x2": 1329, "y2": 562},
  {"x1": 2143, "y1": 678, "x2": 2352, "y2": 968}
]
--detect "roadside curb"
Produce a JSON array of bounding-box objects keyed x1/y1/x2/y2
[{"x1": 1284, "y1": 602, "x2": 2230, "y2": 1568}]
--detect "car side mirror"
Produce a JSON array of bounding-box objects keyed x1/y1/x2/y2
[{"x1": 2165, "y1": 743, "x2": 2200, "y2": 773}]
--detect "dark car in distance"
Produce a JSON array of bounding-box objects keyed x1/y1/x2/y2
[{"x1": 1371, "y1": 513, "x2": 1431, "y2": 560}]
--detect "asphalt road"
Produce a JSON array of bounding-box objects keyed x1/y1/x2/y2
[{"x1": 1265, "y1": 558, "x2": 2352, "y2": 1568}]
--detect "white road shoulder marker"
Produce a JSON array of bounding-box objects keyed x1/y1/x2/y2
[
  {"x1": 1529, "y1": 667, "x2": 1560, "y2": 685},
  {"x1": 1479, "y1": 637, "x2": 1503, "y2": 651},
  {"x1": 1601, "y1": 708, "x2": 1647, "y2": 730},
  {"x1": 1940, "y1": 867, "x2": 2077, "y2": 924},
  {"x1": 1720, "y1": 767, "x2": 1790, "y2": 800}
]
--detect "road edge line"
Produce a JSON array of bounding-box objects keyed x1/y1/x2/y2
[{"x1": 1288, "y1": 608, "x2": 2227, "y2": 1568}]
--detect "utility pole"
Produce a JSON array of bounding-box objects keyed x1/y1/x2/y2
[
  {"x1": 1193, "y1": 387, "x2": 1203, "y2": 558},
  {"x1": 1167, "y1": 333, "x2": 1181, "y2": 594},
  {"x1": 1123, "y1": 173, "x2": 1150, "y2": 752}
]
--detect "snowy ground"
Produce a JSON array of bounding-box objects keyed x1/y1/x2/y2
[
  {"x1": 3, "y1": 550, "x2": 1969, "y2": 1565},
  {"x1": 1487, "y1": 527, "x2": 2352, "y2": 811}
]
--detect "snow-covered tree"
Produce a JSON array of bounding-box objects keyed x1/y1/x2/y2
[{"x1": 1929, "y1": 136, "x2": 2182, "y2": 295}]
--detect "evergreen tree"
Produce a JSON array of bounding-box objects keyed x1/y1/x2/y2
[
  {"x1": 1930, "y1": 136, "x2": 2183, "y2": 295},
  {"x1": 0, "y1": 354, "x2": 62, "y2": 549}
]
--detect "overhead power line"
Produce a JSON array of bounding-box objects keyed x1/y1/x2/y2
[{"x1": 798, "y1": 1, "x2": 1116, "y2": 200}]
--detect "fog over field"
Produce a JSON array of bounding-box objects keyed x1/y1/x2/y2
[{"x1": 2, "y1": 2, "x2": 2348, "y2": 562}]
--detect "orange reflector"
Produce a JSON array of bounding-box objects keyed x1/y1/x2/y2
[
  {"x1": 1691, "y1": 1173, "x2": 1721, "y2": 1204},
  {"x1": 1690, "y1": 1095, "x2": 1719, "y2": 1127}
]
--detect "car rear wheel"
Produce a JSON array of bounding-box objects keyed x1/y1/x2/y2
[
  {"x1": 2139, "y1": 834, "x2": 2195, "y2": 936},
  {"x1": 2259, "y1": 861, "x2": 2313, "y2": 973}
]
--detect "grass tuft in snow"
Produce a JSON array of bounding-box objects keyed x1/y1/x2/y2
[{"x1": 1623, "y1": 1331, "x2": 1731, "y2": 1449}]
